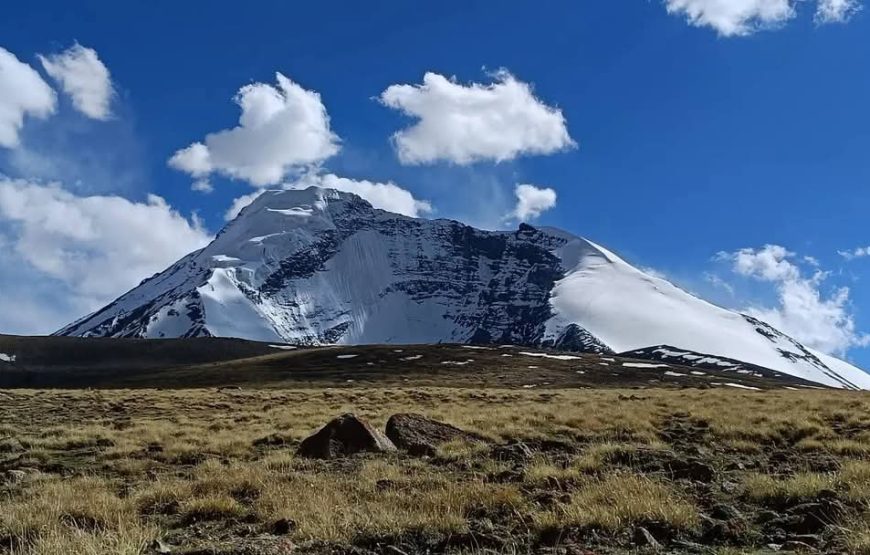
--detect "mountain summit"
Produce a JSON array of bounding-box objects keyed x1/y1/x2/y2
[{"x1": 58, "y1": 187, "x2": 870, "y2": 389}]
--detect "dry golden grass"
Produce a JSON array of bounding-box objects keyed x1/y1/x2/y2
[
  {"x1": 0, "y1": 476, "x2": 155, "y2": 555},
  {"x1": 743, "y1": 459, "x2": 870, "y2": 506},
  {"x1": 0, "y1": 386, "x2": 869, "y2": 554},
  {"x1": 536, "y1": 472, "x2": 699, "y2": 531},
  {"x1": 743, "y1": 472, "x2": 838, "y2": 505},
  {"x1": 842, "y1": 460, "x2": 870, "y2": 503},
  {"x1": 849, "y1": 520, "x2": 870, "y2": 555}
]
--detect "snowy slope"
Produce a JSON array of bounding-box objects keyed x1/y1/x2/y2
[
  {"x1": 543, "y1": 239, "x2": 870, "y2": 389},
  {"x1": 57, "y1": 187, "x2": 870, "y2": 389}
]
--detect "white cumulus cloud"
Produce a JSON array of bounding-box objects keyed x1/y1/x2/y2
[
  {"x1": 379, "y1": 70, "x2": 575, "y2": 165},
  {"x1": 38, "y1": 43, "x2": 114, "y2": 120},
  {"x1": 718, "y1": 244, "x2": 869, "y2": 356},
  {"x1": 169, "y1": 73, "x2": 340, "y2": 189},
  {"x1": 0, "y1": 178, "x2": 211, "y2": 306},
  {"x1": 224, "y1": 173, "x2": 432, "y2": 221},
  {"x1": 0, "y1": 47, "x2": 56, "y2": 148},
  {"x1": 664, "y1": 0, "x2": 861, "y2": 36},
  {"x1": 512, "y1": 183, "x2": 557, "y2": 221}
]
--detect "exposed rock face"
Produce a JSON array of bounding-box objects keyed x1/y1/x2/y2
[
  {"x1": 296, "y1": 413, "x2": 396, "y2": 459},
  {"x1": 54, "y1": 186, "x2": 870, "y2": 390},
  {"x1": 385, "y1": 413, "x2": 485, "y2": 456},
  {"x1": 57, "y1": 188, "x2": 582, "y2": 350}
]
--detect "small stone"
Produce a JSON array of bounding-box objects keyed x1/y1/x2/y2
[
  {"x1": 149, "y1": 539, "x2": 172, "y2": 554},
  {"x1": 490, "y1": 441, "x2": 533, "y2": 462},
  {"x1": 666, "y1": 458, "x2": 715, "y2": 481},
  {"x1": 816, "y1": 488, "x2": 838, "y2": 500},
  {"x1": 271, "y1": 518, "x2": 296, "y2": 535},
  {"x1": 699, "y1": 515, "x2": 728, "y2": 543},
  {"x1": 633, "y1": 526, "x2": 663, "y2": 551},
  {"x1": 756, "y1": 509, "x2": 781, "y2": 524},
  {"x1": 4, "y1": 469, "x2": 27, "y2": 483},
  {"x1": 710, "y1": 503, "x2": 743, "y2": 521},
  {"x1": 0, "y1": 437, "x2": 24, "y2": 454},
  {"x1": 781, "y1": 540, "x2": 814, "y2": 552},
  {"x1": 790, "y1": 534, "x2": 821, "y2": 545},
  {"x1": 720, "y1": 480, "x2": 740, "y2": 494}
]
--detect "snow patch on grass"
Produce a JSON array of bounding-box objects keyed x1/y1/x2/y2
[{"x1": 519, "y1": 351, "x2": 582, "y2": 361}]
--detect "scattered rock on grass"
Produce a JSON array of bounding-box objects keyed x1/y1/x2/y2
[
  {"x1": 2, "y1": 469, "x2": 28, "y2": 485},
  {"x1": 270, "y1": 518, "x2": 296, "y2": 535},
  {"x1": 0, "y1": 437, "x2": 24, "y2": 454},
  {"x1": 252, "y1": 433, "x2": 293, "y2": 448},
  {"x1": 149, "y1": 539, "x2": 172, "y2": 554},
  {"x1": 297, "y1": 413, "x2": 396, "y2": 459},
  {"x1": 385, "y1": 413, "x2": 486, "y2": 456},
  {"x1": 490, "y1": 440, "x2": 534, "y2": 463},
  {"x1": 633, "y1": 526, "x2": 663, "y2": 551}
]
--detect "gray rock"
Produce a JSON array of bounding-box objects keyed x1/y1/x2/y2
[
  {"x1": 491, "y1": 440, "x2": 534, "y2": 463},
  {"x1": 297, "y1": 413, "x2": 396, "y2": 459},
  {"x1": 710, "y1": 503, "x2": 743, "y2": 521},
  {"x1": 633, "y1": 526, "x2": 663, "y2": 551},
  {"x1": 781, "y1": 540, "x2": 815, "y2": 552},
  {"x1": 0, "y1": 437, "x2": 24, "y2": 454},
  {"x1": 3, "y1": 469, "x2": 27, "y2": 484},
  {"x1": 149, "y1": 539, "x2": 172, "y2": 554}
]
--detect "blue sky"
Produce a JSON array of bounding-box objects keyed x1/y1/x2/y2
[{"x1": 1, "y1": 1, "x2": 869, "y2": 366}]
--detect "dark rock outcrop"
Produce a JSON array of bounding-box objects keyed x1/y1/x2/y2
[
  {"x1": 385, "y1": 413, "x2": 486, "y2": 456},
  {"x1": 297, "y1": 414, "x2": 396, "y2": 459}
]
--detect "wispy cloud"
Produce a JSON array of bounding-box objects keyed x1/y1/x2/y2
[
  {"x1": 38, "y1": 43, "x2": 114, "y2": 120},
  {"x1": 0, "y1": 47, "x2": 56, "y2": 148},
  {"x1": 838, "y1": 246, "x2": 870, "y2": 260}
]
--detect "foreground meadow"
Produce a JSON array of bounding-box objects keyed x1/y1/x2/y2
[{"x1": 1, "y1": 387, "x2": 869, "y2": 554}]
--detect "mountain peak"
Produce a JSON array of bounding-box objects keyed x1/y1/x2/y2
[
  {"x1": 56, "y1": 191, "x2": 870, "y2": 389},
  {"x1": 237, "y1": 186, "x2": 369, "y2": 219}
]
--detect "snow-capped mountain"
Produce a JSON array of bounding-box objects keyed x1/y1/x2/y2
[{"x1": 57, "y1": 187, "x2": 870, "y2": 390}]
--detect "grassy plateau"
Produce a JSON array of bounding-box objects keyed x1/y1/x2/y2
[{"x1": 0, "y1": 340, "x2": 868, "y2": 554}]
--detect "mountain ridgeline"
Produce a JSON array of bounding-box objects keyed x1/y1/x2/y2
[{"x1": 57, "y1": 187, "x2": 870, "y2": 390}]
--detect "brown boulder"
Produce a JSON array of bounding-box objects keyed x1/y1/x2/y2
[
  {"x1": 385, "y1": 413, "x2": 485, "y2": 456},
  {"x1": 297, "y1": 413, "x2": 396, "y2": 459}
]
